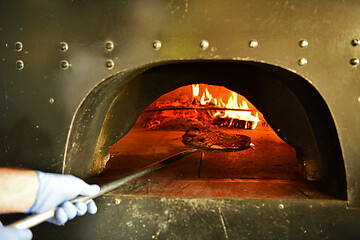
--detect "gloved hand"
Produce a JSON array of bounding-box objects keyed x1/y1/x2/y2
[
  {"x1": 26, "y1": 171, "x2": 100, "y2": 225},
  {"x1": 0, "y1": 222, "x2": 32, "y2": 240}
]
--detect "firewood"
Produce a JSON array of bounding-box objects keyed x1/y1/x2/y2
[{"x1": 213, "y1": 117, "x2": 254, "y2": 129}]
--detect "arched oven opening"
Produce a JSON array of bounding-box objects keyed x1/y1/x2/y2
[{"x1": 63, "y1": 61, "x2": 347, "y2": 201}]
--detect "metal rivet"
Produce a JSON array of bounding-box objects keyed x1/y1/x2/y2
[
  {"x1": 16, "y1": 60, "x2": 24, "y2": 70},
  {"x1": 15, "y1": 41, "x2": 23, "y2": 52},
  {"x1": 351, "y1": 39, "x2": 360, "y2": 46},
  {"x1": 299, "y1": 40, "x2": 308, "y2": 48},
  {"x1": 358, "y1": 97, "x2": 360, "y2": 102},
  {"x1": 60, "y1": 42, "x2": 69, "y2": 52},
  {"x1": 49, "y1": 98, "x2": 55, "y2": 104},
  {"x1": 249, "y1": 40, "x2": 258, "y2": 48},
  {"x1": 106, "y1": 59, "x2": 114, "y2": 69},
  {"x1": 200, "y1": 40, "x2": 209, "y2": 50},
  {"x1": 298, "y1": 58, "x2": 308, "y2": 66},
  {"x1": 61, "y1": 60, "x2": 70, "y2": 70},
  {"x1": 153, "y1": 40, "x2": 162, "y2": 50},
  {"x1": 278, "y1": 204, "x2": 284, "y2": 210},
  {"x1": 350, "y1": 58, "x2": 360, "y2": 66},
  {"x1": 105, "y1": 41, "x2": 114, "y2": 52}
]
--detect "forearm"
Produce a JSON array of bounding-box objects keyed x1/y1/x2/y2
[{"x1": 0, "y1": 168, "x2": 38, "y2": 214}]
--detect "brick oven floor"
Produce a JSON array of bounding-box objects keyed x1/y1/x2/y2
[{"x1": 88, "y1": 127, "x2": 337, "y2": 200}]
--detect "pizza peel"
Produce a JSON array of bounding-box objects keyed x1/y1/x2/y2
[{"x1": 9, "y1": 128, "x2": 251, "y2": 229}]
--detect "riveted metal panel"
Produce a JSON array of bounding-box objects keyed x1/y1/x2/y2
[
  {"x1": 28, "y1": 195, "x2": 360, "y2": 239},
  {"x1": 1, "y1": 0, "x2": 360, "y2": 238}
]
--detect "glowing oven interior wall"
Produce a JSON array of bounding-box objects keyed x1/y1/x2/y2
[{"x1": 64, "y1": 62, "x2": 347, "y2": 200}]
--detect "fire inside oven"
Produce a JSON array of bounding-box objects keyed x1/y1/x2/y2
[
  {"x1": 99, "y1": 84, "x2": 304, "y2": 198},
  {"x1": 66, "y1": 62, "x2": 347, "y2": 201}
]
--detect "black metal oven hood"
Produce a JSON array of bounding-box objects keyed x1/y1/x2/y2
[{"x1": 1, "y1": 0, "x2": 360, "y2": 239}]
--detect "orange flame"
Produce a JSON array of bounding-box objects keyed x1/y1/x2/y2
[
  {"x1": 192, "y1": 84, "x2": 260, "y2": 129},
  {"x1": 192, "y1": 84, "x2": 199, "y2": 98}
]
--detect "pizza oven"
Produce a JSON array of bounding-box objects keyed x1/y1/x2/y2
[
  {"x1": 64, "y1": 62, "x2": 347, "y2": 199},
  {"x1": 1, "y1": 0, "x2": 360, "y2": 239}
]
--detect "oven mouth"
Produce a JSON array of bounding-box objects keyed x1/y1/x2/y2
[{"x1": 63, "y1": 61, "x2": 347, "y2": 201}]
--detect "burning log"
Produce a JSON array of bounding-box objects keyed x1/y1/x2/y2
[
  {"x1": 213, "y1": 116, "x2": 255, "y2": 129},
  {"x1": 135, "y1": 84, "x2": 262, "y2": 131}
]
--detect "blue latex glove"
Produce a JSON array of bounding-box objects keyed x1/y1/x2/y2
[
  {"x1": 26, "y1": 171, "x2": 100, "y2": 225},
  {"x1": 0, "y1": 222, "x2": 32, "y2": 240}
]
